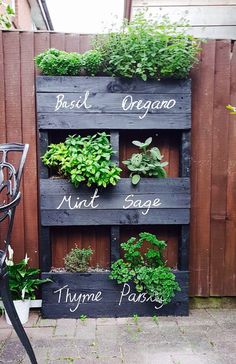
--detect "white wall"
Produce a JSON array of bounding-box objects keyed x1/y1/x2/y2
[{"x1": 132, "y1": 0, "x2": 236, "y2": 39}]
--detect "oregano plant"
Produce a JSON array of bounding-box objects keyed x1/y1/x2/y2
[
  {"x1": 42, "y1": 132, "x2": 122, "y2": 188},
  {"x1": 110, "y1": 232, "x2": 180, "y2": 305},
  {"x1": 94, "y1": 12, "x2": 200, "y2": 80}
]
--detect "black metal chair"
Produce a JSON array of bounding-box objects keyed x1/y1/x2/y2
[{"x1": 0, "y1": 143, "x2": 37, "y2": 364}]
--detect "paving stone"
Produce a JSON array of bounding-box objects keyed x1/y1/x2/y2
[
  {"x1": 171, "y1": 353, "x2": 210, "y2": 364},
  {"x1": 96, "y1": 318, "x2": 117, "y2": 326},
  {"x1": 176, "y1": 310, "x2": 215, "y2": 326},
  {"x1": 21, "y1": 347, "x2": 49, "y2": 364},
  {"x1": 54, "y1": 318, "x2": 76, "y2": 337},
  {"x1": 74, "y1": 359, "x2": 123, "y2": 364},
  {"x1": 116, "y1": 317, "x2": 129, "y2": 325},
  {"x1": 122, "y1": 347, "x2": 174, "y2": 364},
  {"x1": 10, "y1": 327, "x2": 54, "y2": 340},
  {"x1": 159, "y1": 325, "x2": 188, "y2": 345},
  {"x1": 0, "y1": 328, "x2": 12, "y2": 341},
  {"x1": 75, "y1": 319, "x2": 96, "y2": 341},
  {"x1": 37, "y1": 317, "x2": 57, "y2": 327},
  {"x1": 23, "y1": 311, "x2": 40, "y2": 328},
  {"x1": 0, "y1": 338, "x2": 25, "y2": 363},
  {"x1": 212, "y1": 339, "x2": 236, "y2": 354},
  {"x1": 48, "y1": 338, "x2": 100, "y2": 361},
  {"x1": 206, "y1": 309, "x2": 236, "y2": 324},
  {"x1": 0, "y1": 315, "x2": 11, "y2": 329},
  {"x1": 95, "y1": 324, "x2": 123, "y2": 358},
  {"x1": 157, "y1": 316, "x2": 178, "y2": 327}
]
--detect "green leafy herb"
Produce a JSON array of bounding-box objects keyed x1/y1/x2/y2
[
  {"x1": 110, "y1": 232, "x2": 180, "y2": 305},
  {"x1": 35, "y1": 48, "x2": 104, "y2": 77},
  {"x1": 123, "y1": 137, "x2": 168, "y2": 185},
  {"x1": 42, "y1": 132, "x2": 122, "y2": 188},
  {"x1": 82, "y1": 49, "x2": 103, "y2": 76},
  {"x1": 64, "y1": 246, "x2": 93, "y2": 273},
  {"x1": 94, "y1": 12, "x2": 200, "y2": 80},
  {"x1": 35, "y1": 48, "x2": 83, "y2": 76},
  {"x1": 35, "y1": 13, "x2": 200, "y2": 80}
]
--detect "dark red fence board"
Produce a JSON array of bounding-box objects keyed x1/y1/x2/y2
[
  {"x1": 190, "y1": 41, "x2": 216, "y2": 296},
  {"x1": 20, "y1": 31, "x2": 39, "y2": 268},
  {"x1": 210, "y1": 40, "x2": 231, "y2": 296},
  {"x1": 224, "y1": 42, "x2": 236, "y2": 296}
]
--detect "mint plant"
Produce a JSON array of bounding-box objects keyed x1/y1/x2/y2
[
  {"x1": 123, "y1": 137, "x2": 168, "y2": 185},
  {"x1": 110, "y1": 232, "x2": 180, "y2": 305},
  {"x1": 42, "y1": 132, "x2": 122, "y2": 188}
]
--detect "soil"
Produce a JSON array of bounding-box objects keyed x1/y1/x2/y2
[{"x1": 50, "y1": 266, "x2": 110, "y2": 273}]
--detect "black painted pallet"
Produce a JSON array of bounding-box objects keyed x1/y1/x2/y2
[
  {"x1": 41, "y1": 271, "x2": 189, "y2": 318},
  {"x1": 36, "y1": 76, "x2": 191, "y2": 317}
]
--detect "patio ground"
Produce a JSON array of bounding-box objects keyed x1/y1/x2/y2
[{"x1": 0, "y1": 309, "x2": 235, "y2": 364}]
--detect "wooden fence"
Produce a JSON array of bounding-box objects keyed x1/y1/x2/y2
[{"x1": 0, "y1": 30, "x2": 235, "y2": 297}]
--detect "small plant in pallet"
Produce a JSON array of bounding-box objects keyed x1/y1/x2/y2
[
  {"x1": 123, "y1": 137, "x2": 168, "y2": 185},
  {"x1": 110, "y1": 232, "x2": 180, "y2": 306},
  {"x1": 42, "y1": 132, "x2": 122, "y2": 188},
  {"x1": 64, "y1": 246, "x2": 93, "y2": 273}
]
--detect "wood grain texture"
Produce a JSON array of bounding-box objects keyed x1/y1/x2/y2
[
  {"x1": 37, "y1": 113, "x2": 191, "y2": 130},
  {"x1": 225, "y1": 42, "x2": 236, "y2": 296},
  {"x1": 210, "y1": 40, "x2": 230, "y2": 295},
  {"x1": 36, "y1": 76, "x2": 191, "y2": 93},
  {"x1": 0, "y1": 32, "x2": 6, "y2": 144},
  {"x1": 190, "y1": 41, "x2": 216, "y2": 296},
  {"x1": 34, "y1": 32, "x2": 51, "y2": 271},
  {"x1": 3, "y1": 31, "x2": 25, "y2": 262},
  {"x1": 20, "y1": 32, "x2": 39, "y2": 267}
]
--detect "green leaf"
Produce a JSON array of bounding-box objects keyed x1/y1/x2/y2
[
  {"x1": 131, "y1": 174, "x2": 141, "y2": 185},
  {"x1": 144, "y1": 137, "x2": 152, "y2": 146},
  {"x1": 132, "y1": 140, "x2": 144, "y2": 148}
]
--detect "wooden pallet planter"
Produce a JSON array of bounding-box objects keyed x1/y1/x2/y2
[
  {"x1": 41, "y1": 271, "x2": 188, "y2": 318},
  {"x1": 36, "y1": 76, "x2": 191, "y2": 318}
]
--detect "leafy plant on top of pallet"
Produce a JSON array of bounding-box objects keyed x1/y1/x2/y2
[
  {"x1": 110, "y1": 232, "x2": 180, "y2": 306},
  {"x1": 35, "y1": 13, "x2": 200, "y2": 80},
  {"x1": 42, "y1": 132, "x2": 122, "y2": 188},
  {"x1": 123, "y1": 137, "x2": 168, "y2": 185}
]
